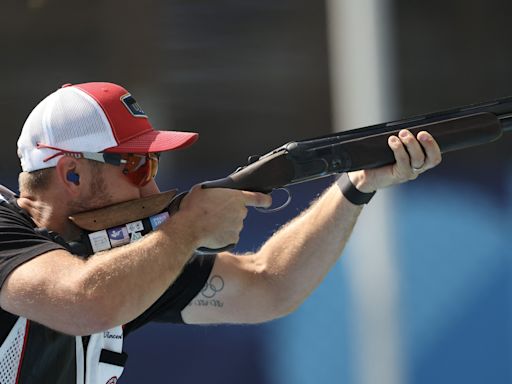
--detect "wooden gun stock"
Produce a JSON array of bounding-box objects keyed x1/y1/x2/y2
[{"x1": 69, "y1": 190, "x2": 177, "y2": 231}]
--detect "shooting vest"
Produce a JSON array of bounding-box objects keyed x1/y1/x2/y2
[{"x1": 0, "y1": 318, "x2": 125, "y2": 384}]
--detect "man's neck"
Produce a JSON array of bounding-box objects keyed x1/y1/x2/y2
[{"x1": 17, "y1": 195, "x2": 81, "y2": 241}]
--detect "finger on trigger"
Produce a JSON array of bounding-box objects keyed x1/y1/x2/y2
[{"x1": 242, "y1": 191, "x2": 272, "y2": 208}]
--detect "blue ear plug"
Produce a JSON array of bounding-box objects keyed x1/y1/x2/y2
[{"x1": 67, "y1": 171, "x2": 80, "y2": 185}]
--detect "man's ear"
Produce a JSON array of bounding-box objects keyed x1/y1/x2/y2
[{"x1": 55, "y1": 157, "x2": 82, "y2": 194}]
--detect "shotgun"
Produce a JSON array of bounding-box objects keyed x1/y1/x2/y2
[{"x1": 69, "y1": 95, "x2": 512, "y2": 254}]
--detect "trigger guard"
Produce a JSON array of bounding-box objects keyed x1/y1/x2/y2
[{"x1": 255, "y1": 188, "x2": 291, "y2": 213}]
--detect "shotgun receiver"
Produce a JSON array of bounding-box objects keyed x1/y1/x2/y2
[{"x1": 70, "y1": 96, "x2": 512, "y2": 254}]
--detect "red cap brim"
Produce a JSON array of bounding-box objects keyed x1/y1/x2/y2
[{"x1": 104, "y1": 130, "x2": 198, "y2": 153}]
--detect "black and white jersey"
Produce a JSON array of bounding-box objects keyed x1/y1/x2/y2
[{"x1": 0, "y1": 186, "x2": 215, "y2": 383}]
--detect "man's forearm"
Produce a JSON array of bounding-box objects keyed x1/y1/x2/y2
[
  {"x1": 79, "y1": 211, "x2": 201, "y2": 331},
  {"x1": 0, "y1": 210, "x2": 201, "y2": 336},
  {"x1": 255, "y1": 180, "x2": 363, "y2": 315}
]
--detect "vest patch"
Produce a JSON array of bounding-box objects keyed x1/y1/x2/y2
[{"x1": 107, "y1": 226, "x2": 130, "y2": 247}]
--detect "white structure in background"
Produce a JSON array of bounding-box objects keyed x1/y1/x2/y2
[{"x1": 326, "y1": 1, "x2": 403, "y2": 384}]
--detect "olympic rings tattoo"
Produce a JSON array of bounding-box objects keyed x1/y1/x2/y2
[{"x1": 201, "y1": 275, "x2": 225, "y2": 298}]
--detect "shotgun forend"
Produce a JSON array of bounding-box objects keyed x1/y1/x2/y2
[{"x1": 202, "y1": 95, "x2": 512, "y2": 193}]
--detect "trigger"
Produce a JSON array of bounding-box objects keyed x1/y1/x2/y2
[{"x1": 254, "y1": 188, "x2": 292, "y2": 213}]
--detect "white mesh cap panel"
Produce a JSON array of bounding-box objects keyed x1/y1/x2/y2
[
  {"x1": 47, "y1": 88, "x2": 117, "y2": 150},
  {"x1": 17, "y1": 87, "x2": 118, "y2": 172},
  {"x1": 0, "y1": 317, "x2": 27, "y2": 384},
  {"x1": 17, "y1": 96, "x2": 52, "y2": 172}
]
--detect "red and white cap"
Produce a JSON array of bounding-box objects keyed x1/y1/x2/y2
[{"x1": 17, "y1": 82, "x2": 199, "y2": 172}]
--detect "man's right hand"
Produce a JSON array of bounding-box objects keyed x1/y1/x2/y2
[{"x1": 178, "y1": 185, "x2": 272, "y2": 250}]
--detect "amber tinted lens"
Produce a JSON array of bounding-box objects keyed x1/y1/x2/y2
[
  {"x1": 122, "y1": 154, "x2": 159, "y2": 186},
  {"x1": 141, "y1": 154, "x2": 159, "y2": 185},
  {"x1": 148, "y1": 153, "x2": 159, "y2": 179}
]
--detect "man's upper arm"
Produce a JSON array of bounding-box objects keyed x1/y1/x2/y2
[
  {"x1": 0, "y1": 249, "x2": 86, "y2": 327},
  {"x1": 181, "y1": 252, "x2": 280, "y2": 325},
  {"x1": 0, "y1": 203, "x2": 86, "y2": 333},
  {"x1": 0, "y1": 212, "x2": 67, "y2": 289}
]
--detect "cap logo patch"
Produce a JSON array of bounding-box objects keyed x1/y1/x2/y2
[{"x1": 121, "y1": 94, "x2": 147, "y2": 118}]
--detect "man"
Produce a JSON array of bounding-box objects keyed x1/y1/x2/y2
[{"x1": 0, "y1": 82, "x2": 441, "y2": 383}]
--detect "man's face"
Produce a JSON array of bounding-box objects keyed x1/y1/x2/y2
[{"x1": 67, "y1": 158, "x2": 159, "y2": 214}]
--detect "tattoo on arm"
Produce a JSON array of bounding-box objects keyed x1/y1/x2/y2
[{"x1": 189, "y1": 275, "x2": 225, "y2": 308}]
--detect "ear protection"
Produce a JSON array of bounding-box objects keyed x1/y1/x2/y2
[{"x1": 67, "y1": 171, "x2": 80, "y2": 185}]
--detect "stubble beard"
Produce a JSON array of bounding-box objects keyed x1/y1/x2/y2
[{"x1": 67, "y1": 169, "x2": 114, "y2": 214}]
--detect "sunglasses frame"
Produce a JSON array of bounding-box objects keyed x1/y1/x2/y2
[{"x1": 38, "y1": 144, "x2": 160, "y2": 186}]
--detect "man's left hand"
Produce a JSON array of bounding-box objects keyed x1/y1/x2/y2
[{"x1": 348, "y1": 129, "x2": 442, "y2": 193}]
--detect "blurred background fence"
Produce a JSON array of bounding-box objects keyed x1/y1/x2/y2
[{"x1": 2, "y1": 1, "x2": 512, "y2": 383}]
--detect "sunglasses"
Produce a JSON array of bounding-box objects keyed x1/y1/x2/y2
[
  {"x1": 39, "y1": 144, "x2": 160, "y2": 187},
  {"x1": 118, "y1": 153, "x2": 159, "y2": 186}
]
